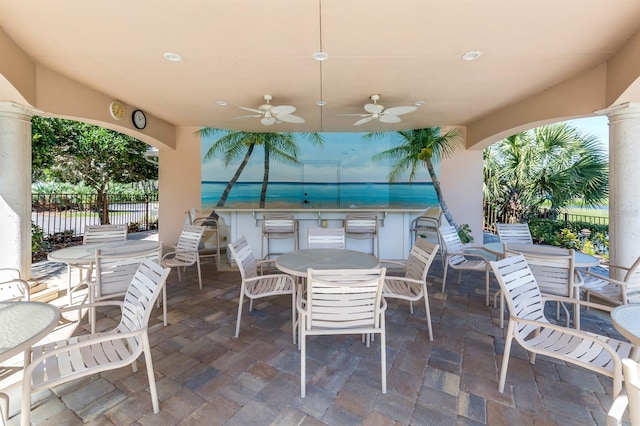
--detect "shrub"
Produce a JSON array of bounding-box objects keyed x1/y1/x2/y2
[{"x1": 527, "y1": 218, "x2": 609, "y2": 259}]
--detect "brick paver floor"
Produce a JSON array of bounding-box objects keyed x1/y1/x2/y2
[{"x1": 5, "y1": 246, "x2": 631, "y2": 425}]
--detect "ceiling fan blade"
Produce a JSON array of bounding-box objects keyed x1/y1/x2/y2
[
  {"x1": 277, "y1": 114, "x2": 305, "y2": 123},
  {"x1": 338, "y1": 113, "x2": 369, "y2": 117},
  {"x1": 354, "y1": 116, "x2": 375, "y2": 126},
  {"x1": 261, "y1": 116, "x2": 276, "y2": 126},
  {"x1": 379, "y1": 114, "x2": 402, "y2": 124},
  {"x1": 271, "y1": 105, "x2": 296, "y2": 115},
  {"x1": 239, "y1": 106, "x2": 263, "y2": 114},
  {"x1": 233, "y1": 114, "x2": 262, "y2": 120},
  {"x1": 364, "y1": 103, "x2": 384, "y2": 114},
  {"x1": 383, "y1": 106, "x2": 417, "y2": 116}
]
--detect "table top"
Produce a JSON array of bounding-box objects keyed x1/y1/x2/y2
[
  {"x1": 483, "y1": 242, "x2": 600, "y2": 268},
  {"x1": 275, "y1": 248, "x2": 379, "y2": 277},
  {"x1": 611, "y1": 305, "x2": 640, "y2": 346},
  {"x1": 0, "y1": 301, "x2": 59, "y2": 362},
  {"x1": 48, "y1": 240, "x2": 159, "y2": 264}
]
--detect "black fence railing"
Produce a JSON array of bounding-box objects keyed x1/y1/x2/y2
[
  {"x1": 32, "y1": 193, "x2": 159, "y2": 239},
  {"x1": 483, "y1": 202, "x2": 609, "y2": 232}
]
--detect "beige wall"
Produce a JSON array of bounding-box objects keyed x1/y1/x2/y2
[{"x1": 158, "y1": 127, "x2": 202, "y2": 247}]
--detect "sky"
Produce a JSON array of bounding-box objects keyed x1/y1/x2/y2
[{"x1": 201, "y1": 116, "x2": 610, "y2": 183}]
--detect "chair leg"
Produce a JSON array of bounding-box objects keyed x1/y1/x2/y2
[
  {"x1": 442, "y1": 263, "x2": 449, "y2": 293},
  {"x1": 176, "y1": 266, "x2": 182, "y2": 282},
  {"x1": 162, "y1": 285, "x2": 167, "y2": 326},
  {"x1": 485, "y1": 267, "x2": 490, "y2": 307},
  {"x1": 498, "y1": 321, "x2": 516, "y2": 393},
  {"x1": 380, "y1": 323, "x2": 387, "y2": 394},
  {"x1": 300, "y1": 320, "x2": 306, "y2": 397},
  {"x1": 0, "y1": 392, "x2": 8, "y2": 426},
  {"x1": 234, "y1": 288, "x2": 245, "y2": 338},
  {"x1": 423, "y1": 291, "x2": 433, "y2": 341},
  {"x1": 196, "y1": 257, "x2": 203, "y2": 289},
  {"x1": 291, "y1": 288, "x2": 296, "y2": 345},
  {"x1": 142, "y1": 334, "x2": 160, "y2": 413}
]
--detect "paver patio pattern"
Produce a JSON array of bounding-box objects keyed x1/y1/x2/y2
[{"x1": 6, "y1": 242, "x2": 629, "y2": 425}]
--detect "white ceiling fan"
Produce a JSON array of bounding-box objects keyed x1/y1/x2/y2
[
  {"x1": 340, "y1": 94, "x2": 417, "y2": 126},
  {"x1": 235, "y1": 94, "x2": 305, "y2": 126}
]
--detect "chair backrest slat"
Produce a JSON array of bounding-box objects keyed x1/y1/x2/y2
[
  {"x1": 306, "y1": 268, "x2": 386, "y2": 330},
  {"x1": 405, "y1": 238, "x2": 439, "y2": 281},
  {"x1": 489, "y1": 254, "x2": 550, "y2": 337},
  {"x1": 345, "y1": 214, "x2": 378, "y2": 235},
  {"x1": 624, "y1": 256, "x2": 640, "y2": 304},
  {"x1": 438, "y1": 225, "x2": 466, "y2": 264},
  {"x1": 308, "y1": 228, "x2": 346, "y2": 249},
  {"x1": 174, "y1": 225, "x2": 205, "y2": 262},
  {"x1": 496, "y1": 223, "x2": 533, "y2": 245},
  {"x1": 263, "y1": 213, "x2": 296, "y2": 234},
  {"x1": 228, "y1": 236, "x2": 258, "y2": 279},
  {"x1": 83, "y1": 224, "x2": 128, "y2": 244},
  {"x1": 505, "y1": 246, "x2": 575, "y2": 298}
]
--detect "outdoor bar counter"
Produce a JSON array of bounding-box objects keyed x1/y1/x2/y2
[{"x1": 215, "y1": 208, "x2": 426, "y2": 260}]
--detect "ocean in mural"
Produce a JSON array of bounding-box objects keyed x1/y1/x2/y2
[
  {"x1": 202, "y1": 181, "x2": 438, "y2": 209},
  {"x1": 201, "y1": 132, "x2": 441, "y2": 210}
]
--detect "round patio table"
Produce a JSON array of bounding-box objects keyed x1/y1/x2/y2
[
  {"x1": 611, "y1": 304, "x2": 640, "y2": 349},
  {"x1": 483, "y1": 242, "x2": 599, "y2": 268},
  {"x1": 48, "y1": 240, "x2": 159, "y2": 265},
  {"x1": 0, "y1": 301, "x2": 59, "y2": 364},
  {"x1": 275, "y1": 248, "x2": 379, "y2": 277}
]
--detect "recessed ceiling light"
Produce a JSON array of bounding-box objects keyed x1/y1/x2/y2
[
  {"x1": 414, "y1": 100, "x2": 426, "y2": 106},
  {"x1": 216, "y1": 100, "x2": 228, "y2": 106},
  {"x1": 316, "y1": 100, "x2": 327, "y2": 106},
  {"x1": 461, "y1": 50, "x2": 481, "y2": 61},
  {"x1": 312, "y1": 51, "x2": 329, "y2": 61},
  {"x1": 163, "y1": 52, "x2": 183, "y2": 62}
]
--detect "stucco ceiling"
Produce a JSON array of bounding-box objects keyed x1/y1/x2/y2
[{"x1": 1, "y1": 0, "x2": 640, "y2": 134}]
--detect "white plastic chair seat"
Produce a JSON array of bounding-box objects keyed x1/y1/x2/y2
[
  {"x1": 489, "y1": 254, "x2": 635, "y2": 396},
  {"x1": 582, "y1": 256, "x2": 640, "y2": 306},
  {"x1": 21, "y1": 260, "x2": 170, "y2": 426},
  {"x1": 228, "y1": 237, "x2": 296, "y2": 341},
  {"x1": 298, "y1": 267, "x2": 387, "y2": 397},
  {"x1": 162, "y1": 224, "x2": 205, "y2": 289},
  {"x1": 381, "y1": 238, "x2": 439, "y2": 340}
]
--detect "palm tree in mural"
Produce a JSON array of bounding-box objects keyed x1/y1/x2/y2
[
  {"x1": 366, "y1": 127, "x2": 463, "y2": 230},
  {"x1": 483, "y1": 123, "x2": 608, "y2": 222},
  {"x1": 198, "y1": 129, "x2": 323, "y2": 207}
]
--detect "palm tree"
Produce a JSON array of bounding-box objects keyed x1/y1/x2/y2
[
  {"x1": 483, "y1": 123, "x2": 608, "y2": 222},
  {"x1": 198, "y1": 129, "x2": 323, "y2": 207},
  {"x1": 366, "y1": 128, "x2": 463, "y2": 230}
]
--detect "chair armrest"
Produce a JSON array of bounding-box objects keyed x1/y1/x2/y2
[
  {"x1": 244, "y1": 273, "x2": 295, "y2": 284},
  {"x1": 256, "y1": 258, "x2": 277, "y2": 268},
  {"x1": 386, "y1": 276, "x2": 424, "y2": 286},
  {"x1": 608, "y1": 264, "x2": 631, "y2": 273},
  {"x1": 0, "y1": 278, "x2": 30, "y2": 301},
  {"x1": 379, "y1": 259, "x2": 406, "y2": 268},
  {"x1": 540, "y1": 294, "x2": 614, "y2": 312},
  {"x1": 583, "y1": 270, "x2": 625, "y2": 286}
]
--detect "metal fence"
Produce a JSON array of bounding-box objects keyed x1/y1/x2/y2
[
  {"x1": 32, "y1": 193, "x2": 158, "y2": 239},
  {"x1": 483, "y1": 202, "x2": 609, "y2": 232}
]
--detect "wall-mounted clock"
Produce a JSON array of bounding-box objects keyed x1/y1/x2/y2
[
  {"x1": 132, "y1": 109, "x2": 147, "y2": 129},
  {"x1": 109, "y1": 100, "x2": 126, "y2": 120}
]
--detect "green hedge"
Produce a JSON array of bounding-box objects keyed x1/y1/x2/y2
[{"x1": 527, "y1": 218, "x2": 608, "y2": 259}]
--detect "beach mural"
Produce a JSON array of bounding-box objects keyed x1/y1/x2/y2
[{"x1": 201, "y1": 131, "x2": 439, "y2": 209}]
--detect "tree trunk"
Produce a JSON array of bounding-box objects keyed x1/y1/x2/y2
[
  {"x1": 216, "y1": 143, "x2": 255, "y2": 207},
  {"x1": 425, "y1": 157, "x2": 458, "y2": 230},
  {"x1": 96, "y1": 189, "x2": 109, "y2": 224},
  {"x1": 260, "y1": 145, "x2": 270, "y2": 208}
]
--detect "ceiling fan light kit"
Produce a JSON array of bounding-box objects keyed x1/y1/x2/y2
[
  {"x1": 235, "y1": 94, "x2": 305, "y2": 126},
  {"x1": 339, "y1": 94, "x2": 417, "y2": 126}
]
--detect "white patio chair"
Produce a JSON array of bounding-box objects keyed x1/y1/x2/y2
[
  {"x1": 186, "y1": 209, "x2": 222, "y2": 270},
  {"x1": 489, "y1": 254, "x2": 635, "y2": 395},
  {"x1": 344, "y1": 213, "x2": 379, "y2": 257},
  {"x1": 495, "y1": 223, "x2": 533, "y2": 245},
  {"x1": 582, "y1": 255, "x2": 640, "y2": 306},
  {"x1": 382, "y1": 238, "x2": 439, "y2": 340},
  {"x1": 162, "y1": 224, "x2": 205, "y2": 289},
  {"x1": 261, "y1": 213, "x2": 298, "y2": 259},
  {"x1": 90, "y1": 241, "x2": 164, "y2": 332},
  {"x1": 608, "y1": 358, "x2": 640, "y2": 426},
  {"x1": 298, "y1": 267, "x2": 387, "y2": 397},
  {"x1": 502, "y1": 246, "x2": 582, "y2": 329},
  {"x1": 438, "y1": 225, "x2": 491, "y2": 305},
  {"x1": 228, "y1": 236, "x2": 296, "y2": 341},
  {"x1": 307, "y1": 227, "x2": 345, "y2": 249},
  {"x1": 410, "y1": 207, "x2": 443, "y2": 244},
  {"x1": 0, "y1": 268, "x2": 29, "y2": 302},
  {"x1": 21, "y1": 259, "x2": 170, "y2": 426},
  {"x1": 67, "y1": 224, "x2": 128, "y2": 305}
]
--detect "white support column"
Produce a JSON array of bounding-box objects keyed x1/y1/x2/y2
[
  {"x1": 0, "y1": 102, "x2": 34, "y2": 278},
  {"x1": 605, "y1": 102, "x2": 640, "y2": 276}
]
